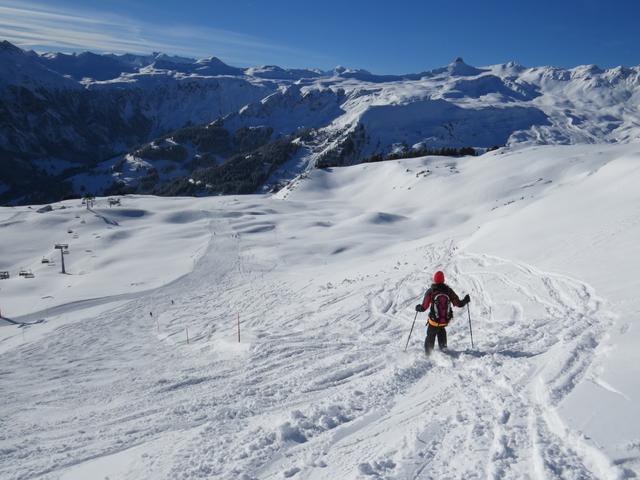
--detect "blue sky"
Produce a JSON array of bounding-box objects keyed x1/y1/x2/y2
[{"x1": 1, "y1": 0, "x2": 638, "y2": 73}]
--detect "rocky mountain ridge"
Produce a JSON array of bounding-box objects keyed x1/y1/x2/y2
[{"x1": 1, "y1": 40, "x2": 639, "y2": 204}]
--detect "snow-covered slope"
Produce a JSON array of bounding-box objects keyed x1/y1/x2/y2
[
  {"x1": 97, "y1": 57, "x2": 640, "y2": 199},
  {"x1": 1, "y1": 143, "x2": 638, "y2": 479},
  {"x1": 225, "y1": 57, "x2": 640, "y2": 162}
]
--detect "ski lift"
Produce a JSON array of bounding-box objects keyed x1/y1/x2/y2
[
  {"x1": 54, "y1": 243, "x2": 69, "y2": 274},
  {"x1": 18, "y1": 269, "x2": 29, "y2": 277},
  {"x1": 41, "y1": 257, "x2": 50, "y2": 264},
  {"x1": 24, "y1": 271, "x2": 35, "y2": 279},
  {"x1": 0, "y1": 271, "x2": 9, "y2": 279}
]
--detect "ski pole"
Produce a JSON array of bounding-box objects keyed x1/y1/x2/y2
[
  {"x1": 467, "y1": 303, "x2": 474, "y2": 349},
  {"x1": 404, "y1": 311, "x2": 419, "y2": 352}
]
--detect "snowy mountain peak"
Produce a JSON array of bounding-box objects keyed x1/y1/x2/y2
[
  {"x1": 605, "y1": 65, "x2": 634, "y2": 79},
  {"x1": 196, "y1": 56, "x2": 225, "y2": 65},
  {"x1": 152, "y1": 52, "x2": 195, "y2": 64},
  {"x1": 244, "y1": 65, "x2": 322, "y2": 80},
  {"x1": 504, "y1": 60, "x2": 526, "y2": 70},
  {"x1": 0, "y1": 41, "x2": 80, "y2": 88},
  {"x1": 571, "y1": 64, "x2": 603, "y2": 76},
  {"x1": 0, "y1": 39, "x2": 23, "y2": 54},
  {"x1": 193, "y1": 57, "x2": 244, "y2": 76},
  {"x1": 446, "y1": 57, "x2": 484, "y2": 76}
]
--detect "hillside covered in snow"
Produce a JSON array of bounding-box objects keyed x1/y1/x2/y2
[
  {"x1": 2, "y1": 40, "x2": 640, "y2": 204},
  {"x1": 1, "y1": 143, "x2": 639, "y2": 479}
]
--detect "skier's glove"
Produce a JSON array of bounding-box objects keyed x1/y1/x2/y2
[
  {"x1": 463, "y1": 294, "x2": 470, "y2": 305},
  {"x1": 415, "y1": 304, "x2": 425, "y2": 312}
]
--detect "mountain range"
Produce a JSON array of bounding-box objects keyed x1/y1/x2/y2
[{"x1": 1, "y1": 40, "x2": 639, "y2": 205}]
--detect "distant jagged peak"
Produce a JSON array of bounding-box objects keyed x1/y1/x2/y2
[
  {"x1": 244, "y1": 65, "x2": 282, "y2": 76},
  {"x1": 245, "y1": 64, "x2": 322, "y2": 80},
  {"x1": 570, "y1": 64, "x2": 603, "y2": 76},
  {"x1": 0, "y1": 40, "x2": 24, "y2": 55},
  {"x1": 0, "y1": 40, "x2": 80, "y2": 88},
  {"x1": 195, "y1": 56, "x2": 227, "y2": 66},
  {"x1": 40, "y1": 51, "x2": 61, "y2": 59},
  {"x1": 193, "y1": 56, "x2": 244, "y2": 75},
  {"x1": 152, "y1": 52, "x2": 195, "y2": 64},
  {"x1": 601, "y1": 64, "x2": 640, "y2": 83},
  {"x1": 43, "y1": 50, "x2": 106, "y2": 61},
  {"x1": 446, "y1": 57, "x2": 485, "y2": 76},
  {"x1": 604, "y1": 65, "x2": 632, "y2": 76},
  {"x1": 504, "y1": 60, "x2": 526, "y2": 70},
  {"x1": 148, "y1": 58, "x2": 185, "y2": 71},
  {"x1": 256, "y1": 64, "x2": 287, "y2": 72},
  {"x1": 333, "y1": 65, "x2": 373, "y2": 76},
  {"x1": 488, "y1": 60, "x2": 527, "y2": 75}
]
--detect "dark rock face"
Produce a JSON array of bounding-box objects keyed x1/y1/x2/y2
[{"x1": 106, "y1": 123, "x2": 303, "y2": 198}]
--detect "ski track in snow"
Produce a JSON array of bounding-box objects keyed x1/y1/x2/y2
[{"x1": 0, "y1": 210, "x2": 623, "y2": 480}]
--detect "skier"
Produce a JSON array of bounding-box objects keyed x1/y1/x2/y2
[{"x1": 415, "y1": 271, "x2": 470, "y2": 354}]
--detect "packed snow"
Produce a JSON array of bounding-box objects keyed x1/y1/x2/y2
[{"x1": 1, "y1": 143, "x2": 639, "y2": 479}]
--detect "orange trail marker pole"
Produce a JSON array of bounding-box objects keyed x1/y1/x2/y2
[
  {"x1": 237, "y1": 313, "x2": 240, "y2": 343},
  {"x1": 186, "y1": 327, "x2": 189, "y2": 344}
]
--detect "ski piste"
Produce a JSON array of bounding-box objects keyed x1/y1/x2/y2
[{"x1": 1, "y1": 143, "x2": 638, "y2": 479}]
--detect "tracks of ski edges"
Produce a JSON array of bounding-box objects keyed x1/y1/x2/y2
[{"x1": 0, "y1": 237, "x2": 621, "y2": 480}]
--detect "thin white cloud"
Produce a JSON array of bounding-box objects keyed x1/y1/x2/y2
[{"x1": 0, "y1": 1, "x2": 332, "y2": 67}]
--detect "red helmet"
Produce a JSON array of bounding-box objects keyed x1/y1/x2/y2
[{"x1": 434, "y1": 271, "x2": 445, "y2": 284}]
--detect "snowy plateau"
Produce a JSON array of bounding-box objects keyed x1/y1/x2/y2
[{"x1": 1, "y1": 40, "x2": 640, "y2": 480}]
